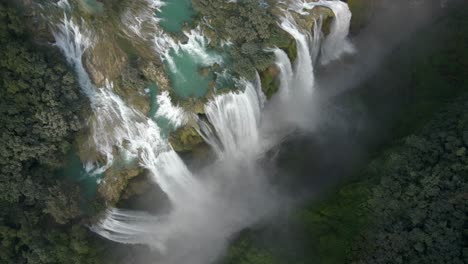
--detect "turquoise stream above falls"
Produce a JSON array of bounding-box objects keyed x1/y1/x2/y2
[
  {"x1": 156, "y1": 0, "x2": 195, "y2": 33},
  {"x1": 165, "y1": 48, "x2": 216, "y2": 99},
  {"x1": 59, "y1": 151, "x2": 103, "y2": 199}
]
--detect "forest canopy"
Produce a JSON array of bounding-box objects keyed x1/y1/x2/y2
[{"x1": 0, "y1": 4, "x2": 101, "y2": 263}]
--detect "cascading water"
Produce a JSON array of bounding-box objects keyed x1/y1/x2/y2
[
  {"x1": 121, "y1": 0, "x2": 164, "y2": 39},
  {"x1": 155, "y1": 91, "x2": 188, "y2": 127},
  {"x1": 311, "y1": 16, "x2": 324, "y2": 64},
  {"x1": 52, "y1": 6, "x2": 276, "y2": 264},
  {"x1": 257, "y1": 0, "x2": 355, "y2": 138},
  {"x1": 53, "y1": 14, "x2": 95, "y2": 99},
  {"x1": 53, "y1": 13, "x2": 196, "y2": 205},
  {"x1": 279, "y1": 14, "x2": 316, "y2": 94},
  {"x1": 273, "y1": 48, "x2": 294, "y2": 98},
  {"x1": 51, "y1": 0, "x2": 355, "y2": 263},
  {"x1": 153, "y1": 27, "x2": 222, "y2": 73},
  {"x1": 281, "y1": 0, "x2": 354, "y2": 66},
  {"x1": 200, "y1": 79, "x2": 263, "y2": 159},
  {"x1": 317, "y1": 0, "x2": 355, "y2": 65},
  {"x1": 154, "y1": 27, "x2": 223, "y2": 99}
]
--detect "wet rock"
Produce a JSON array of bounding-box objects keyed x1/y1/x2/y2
[
  {"x1": 141, "y1": 61, "x2": 171, "y2": 91},
  {"x1": 98, "y1": 162, "x2": 145, "y2": 204},
  {"x1": 115, "y1": 65, "x2": 151, "y2": 114},
  {"x1": 84, "y1": 39, "x2": 127, "y2": 86},
  {"x1": 260, "y1": 65, "x2": 280, "y2": 99},
  {"x1": 198, "y1": 66, "x2": 211, "y2": 77},
  {"x1": 169, "y1": 124, "x2": 205, "y2": 153},
  {"x1": 121, "y1": 173, "x2": 153, "y2": 200}
]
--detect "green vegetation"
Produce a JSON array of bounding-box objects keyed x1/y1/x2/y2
[
  {"x1": 192, "y1": 0, "x2": 291, "y2": 79},
  {"x1": 347, "y1": 98, "x2": 468, "y2": 263},
  {"x1": 0, "y1": 4, "x2": 103, "y2": 263},
  {"x1": 223, "y1": 94, "x2": 468, "y2": 264},
  {"x1": 169, "y1": 125, "x2": 205, "y2": 152},
  {"x1": 1, "y1": 0, "x2": 467, "y2": 263},
  {"x1": 347, "y1": 0, "x2": 374, "y2": 34},
  {"x1": 259, "y1": 65, "x2": 280, "y2": 99},
  {"x1": 222, "y1": 3, "x2": 468, "y2": 264}
]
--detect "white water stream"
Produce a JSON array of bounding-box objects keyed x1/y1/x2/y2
[{"x1": 52, "y1": 0, "x2": 354, "y2": 263}]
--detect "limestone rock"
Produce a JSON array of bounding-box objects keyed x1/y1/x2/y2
[
  {"x1": 98, "y1": 162, "x2": 145, "y2": 204},
  {"x1": 84, "y1": 38, "x2": 127, "y2": 86},
  {"x1": 169, "y1": 124, "x2": 205, "y2": 153},
  {"x1": 141, "y1": 62, "x2": 171, "y2": 91}
]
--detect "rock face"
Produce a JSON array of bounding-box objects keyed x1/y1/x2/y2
[
  {"x1": 84, "y1": 38, "x2": 128, "y2": 86},
  {"x1": 141, "y1": 61, "x2": 172, "y2": 91},
  {"x1": 98, "y1": 162, "x2": 145, "y2": 204},
  {"x1": 260, "y1": 65, "x2": 281, "y2": 99},
  {"x1": 169, "y1": 123, "x2": 205, "y2": 153},
  {"x1": 347, "y1": 0, "x2": 375, "y2": 33}
]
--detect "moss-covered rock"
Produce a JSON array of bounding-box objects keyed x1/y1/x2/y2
[
  {"x1": 260, "y1": 64, "x2": 280, "y2": 99},
  {"x1": 121, "y1": 173, "x2": 153, "y2": 200},
  {"x1": 98, "y1": 161, "x2": 145, "y2": 204},
  {"x1": 284, "y1": 39, "x2": 298, "y2": 63},
  {"x1": 169, "y1": 124, "x2": 205, "y2": 153},
  {"x1": 113, "y1": 64, "x2": 151, "y2": 114}
]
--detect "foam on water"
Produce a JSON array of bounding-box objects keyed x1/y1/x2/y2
[{"x1": 51, "y1": 0, "x2": 356, "y2": 263}]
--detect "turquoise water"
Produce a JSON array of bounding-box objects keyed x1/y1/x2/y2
[
  {"x1": 59, "y1": 151, "x2": 103, "y2": 199},
  {"x1": 148, "y1": 82, "x2": 159, "y2": 118},
  {"x1": 156, "y1": 0, "x2": 195, "y2": 33},
  {"x1": 77, "y1": 0, "x2": 104, "y2": 14},
  {"x1": 214, "y1": 71, "x2": 238, "y2": 91},
  {"x1": 165, "y1": 48, "x2": 216, "y2": 99}
]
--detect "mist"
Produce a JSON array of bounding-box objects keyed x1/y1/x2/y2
[{"x1": 49, "y1": 0, "x2": 461, "y2": 263}]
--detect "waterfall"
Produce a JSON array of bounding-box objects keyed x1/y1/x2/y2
[
  {"x1": 281, "y1": 0, "x2": 354, "y2": 66},
  {"x1": 53, "y1": 12, "x2": 274, "y2": 261},
  {"x1": 311, "y1": 16, "x2": 324, "y2": 64},
  {"x1": 53, "y1": 14, "x2": 95, "y2": 99},
  {"x1": 50, "y1": 0, "x2": 354, "y2": 262},
  {"x1": 274, "y1": 0, "x2": 355, "y2": 98},
  {"x1": 155, "y1": 91, "x2": 188, "y2": 127},
  {"x1": 279, "y1": 14, "x2": 315, "y2": 94},
  {"x1": 53, "y1": 14, "x2": 196, "y2": 205},
  {"x1": 317, "y1": 0, "x2": 355, "y2": 65},
  {"x1": 90, "y1": 208, "x2": 166, "y2": 246},
  {"x1": 91, "y1": 78, "x2": 272, "y2": 263},
  {"x1": 200, "y1": 80, "x2": 263, "y2": 159},
  {"x1": 273, "y1": 48, "x2": 294, "y2": 98}
]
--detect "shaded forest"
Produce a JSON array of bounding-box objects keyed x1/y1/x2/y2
[
  {"x1": 0, "y1": 1, "x2": 467, "y2": 264},
  {"x1": 0, "y1": 4, "x2": 103, "y2": 263},
  {"x1": 221, "y1": 2, "x2": 468, "y2": 264}
]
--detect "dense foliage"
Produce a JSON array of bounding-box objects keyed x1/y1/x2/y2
[
  {"x1": 0, "y1": 4, "x2": 101, "y2": 263},
  {"x1": 221, "y1": 3, "x2": 468, "y2": 264},
  {"x1": 192, "y1": 0, "x2": 290, "y2": 79},
  {"x1": 222, "y1": 95, "x2": 468, "y2": 264},
  {"x1": 346, "y1": 98, "x2": 468, "y2": 263}
]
